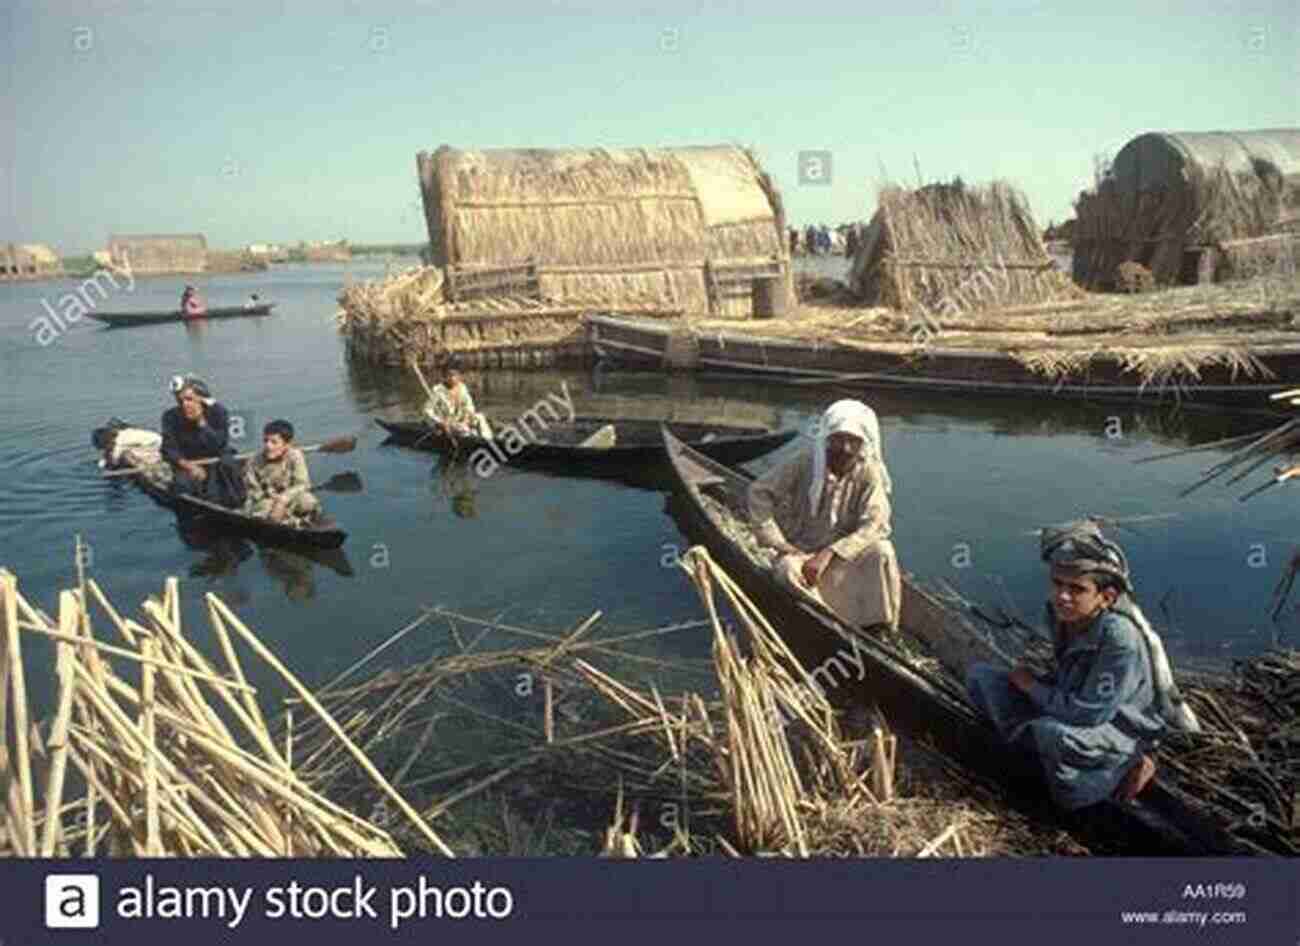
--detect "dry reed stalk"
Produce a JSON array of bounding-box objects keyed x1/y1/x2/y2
[
  {"x1": 206, "y1": 594, "x2": 452, "y2": 857},
  {"x1": 3, "y1": 573, "x2": 36, "y2": 854}
]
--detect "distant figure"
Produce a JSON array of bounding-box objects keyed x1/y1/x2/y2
[
  {"x1": 244, "y1": 292, "x2": 261, "y2": 310},
  {"x1": 845, "y1": 225, "x2": 859, "y2": 260},
  {"x1": 818, "y1": 225, "x2": 832, "y2": 255},
  {"x1": 788, "y1": 227, "x2": 799, "y2": 257},
  {"x1": 181, "y1": 285, "x2": 206, "y2": 319},
  {"x1": 243, "y1": 419, "x2": 322, "y2": 526},
  {"x1": 805, "y1": 224, "x2": 818, "y2": 257}
]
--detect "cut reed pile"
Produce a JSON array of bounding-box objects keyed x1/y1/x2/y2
[
  {"x1": 336, "y1": 265, "x2": 681, "y2": 368},
  {"x1": 0, "y1": 547, "x2": 451, "y2": 857},
  {"x1": 851, "y1": 179, "x2": 1078, "y2": 314},
  {"x1": 288, "y1": 554, "x2": 1089, "y2": 857}
]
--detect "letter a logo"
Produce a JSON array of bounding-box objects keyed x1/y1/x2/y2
[{"x1": 45, "y1": 875, "x2": 100, "y2": 929}]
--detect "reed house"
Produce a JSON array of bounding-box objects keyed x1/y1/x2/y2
[
  {"x1": 107, "y1": 233, "x2": 208, "y2": 275},
  {"x1": 848, "y1": 180, "x2": 1073, "y2": 315},
  {"x1": 415, "y1": 145, "x2": 794, "y2": 318},
  {"x1": 0, "y1": 243, "x2": 62, "y2": 280},
  {"x1": 1072, "y1": 129, "x2": 1300, "y2": 289}
]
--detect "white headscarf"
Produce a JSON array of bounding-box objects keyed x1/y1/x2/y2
[{"x1": 809, "y1": 399, "x2": 891, "y2": 521}]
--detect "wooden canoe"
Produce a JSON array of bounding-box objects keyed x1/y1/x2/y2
[
  {"x1": 89, "y1": 303, "x2": 276, "y2": 327},
  {"x1": 127, "y1": 464, "x2": 347, "y2": 551},
  {"x1": 375, "y1": 416, "x2": 798, "y2": 485},
  {"x1": 660, "y1": 427, "x2": 1278, "y2": 856}
]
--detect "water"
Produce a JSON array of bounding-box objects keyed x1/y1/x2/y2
[{"x1": 1, "y1": 262, "x2": 1294, "y2": 719}]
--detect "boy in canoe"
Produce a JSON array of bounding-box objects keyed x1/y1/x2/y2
[
  {"x1": 748, "y1": 399, "x2": 901, "y2": 633},
  {"x1": 243, "y1": 419, "x2": 323, "y2": 526},
  {"x1": 423, "y1": 363, "x2": 493, "y2": 439},
  {"x1": 966, "y1": 521, "x2": 1200, "y2": 811}
]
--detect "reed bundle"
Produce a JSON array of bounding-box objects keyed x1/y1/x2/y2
[
  {"x1": 851, "y1": 179, "x2": 1078, "y2": 314},
  {"x1": 1012, "y1": 342, "x2": 1271, "y2": 391},
  {"x1": 0, "y1": 551, "x2": 452, "y2": 857}
]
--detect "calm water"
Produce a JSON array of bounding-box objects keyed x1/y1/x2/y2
[{"x1": 0, "y1": 261, "x2": 1294, "y2": 717}]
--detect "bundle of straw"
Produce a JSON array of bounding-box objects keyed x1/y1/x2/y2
[{"x1": 0, "y1": 548, "x2": 452, "y2": 857}]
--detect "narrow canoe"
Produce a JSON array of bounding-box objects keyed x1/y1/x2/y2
[
  {"x1": 89, "y1": 303, "x2": 276, "y2": 327},
  {"x1": 661, "y1": 427, "x2": 1278, "y2": 856},
  {"x1": 375, "y1": 416, "x2": 799, "y2": 482},
  {"x1": 125, "y1": 462, "x2": 347, "y2": 551}
]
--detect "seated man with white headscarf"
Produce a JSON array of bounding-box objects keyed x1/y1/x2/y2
[
  {"x1": 966, "y1": 521, "x2": 1199, "y2": 811},
  {"x1": 747, "y1": 399, "x2": 901, "y2": 633}
]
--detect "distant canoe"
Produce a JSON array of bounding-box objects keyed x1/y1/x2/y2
[
  {"x1": 375, "y1": 416, "x2": 798, "y2": 466},
  {"x1": 88, "y1": 303, "x2": 276, "y2": 328}
]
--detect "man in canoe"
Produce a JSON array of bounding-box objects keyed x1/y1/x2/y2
[
  {"x1": 423, "y1": 363, "x2": 493, "y2": 439},
  {"x1": 161, "y1": 375, "x2": 246, "y2": 508},
  {"x1": 748, "y1": 398, "x2": 901, "y2": 633},
  {"x1": 243, "y1": 419, "x2": 324, "y2": 526},
  {"x1": 966, "y1": 521, "x2": 1200, "y2": 811}
]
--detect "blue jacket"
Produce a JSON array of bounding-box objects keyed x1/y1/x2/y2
[{"x1": 1026, "y1": 606, "x2": 1164, "y2": 741}]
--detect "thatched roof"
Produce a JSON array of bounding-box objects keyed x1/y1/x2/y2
[
  {"x1": 848, "y1": 179, "x2": 1075, "y2": 315},
  {"x1": 1073, "y1": 128, "x2": 1300, "y2": 289},
  {"x1": 415, "y1": 145, "x2": 792, "y2": 317},
  {"x1": 107, "y1": 233, "x2": 208, "y2": 274}
]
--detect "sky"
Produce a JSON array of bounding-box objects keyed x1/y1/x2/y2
[{"x1": 1, "y1": 0, "x2": 1296, "y2": 254}]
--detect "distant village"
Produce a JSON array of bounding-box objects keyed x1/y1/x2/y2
[{"x1": 0, "y1": 236, "x2": 377, "y2": 281}]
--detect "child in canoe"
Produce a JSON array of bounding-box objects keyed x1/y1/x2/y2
[{"x1": 243, "y1": 420, "x2": 324, "y2": 526}]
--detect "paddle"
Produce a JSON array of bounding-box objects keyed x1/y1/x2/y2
[
  {"x1": 1238, "y1": 467, "x2": 1300, "y2": 502},
  {"x1": 315, "y1": 471, "x2": 363, "y2": 493},
  {"x1": 103, "y1": 435, "x2": 358, "y2": 478}
]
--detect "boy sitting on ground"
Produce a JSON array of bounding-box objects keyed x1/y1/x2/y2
[{"x1": 243, "y1": 420, "x2": 322, "y2": 525}]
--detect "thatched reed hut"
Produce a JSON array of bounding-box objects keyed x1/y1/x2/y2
[
  {"x1": 0, "y1": 242, "x2": 62, "y2": 280},
  {"x1": 416, "y1": 144, "x2": 794, "y2": 318},
  {"x1": 848, "y1": 180, "x2": 1075, "y2": 318},
  {"x1": 107, "y1": 233, "x2": 207, "y2": 275},
  {"x1": 1073, "y1": 129, "x2": 1300, "y2": 289}
]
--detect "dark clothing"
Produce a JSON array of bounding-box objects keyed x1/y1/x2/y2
[{"x1": 161, "y1": 402, "x2": 246, "y2": 508}]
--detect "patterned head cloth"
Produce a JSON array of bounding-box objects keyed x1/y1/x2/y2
[
  {"x1": 809, "y1": 399, "x2": 891, "y2": 521},
  {"x1": 169, "y1": 374, "x2": 214, "y2": 405},
  {"x1": 1040, "y1": 519, "x2": 1132, "y2": 593}
]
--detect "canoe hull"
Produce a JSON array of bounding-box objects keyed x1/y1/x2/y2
[
  {"x1": 376, "y1": 416, "x2": 798, "y2": 486},
  {"x1": 89, "y1": 303, "x2": 276, "y2": 327},
  {"x1": 131, "y1": 468, "x2": 347, "y2": 551},
  {"x1": 660, "y1": 427, "x2": 1251, "y2": 856}
]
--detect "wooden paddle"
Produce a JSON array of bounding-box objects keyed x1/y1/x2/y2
[
  {"x1": 103, "y1": 436, "x2": 358, "y2": 478},
  {"x1": 1238, "y1": 467, "x2": 1300, "y2": 502}
]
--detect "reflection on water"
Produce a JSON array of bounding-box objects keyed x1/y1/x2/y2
[
  {"x1": 433, "y1": 456, "x2": 481, "y2": 520},
  {"x1": 176, "y1": 517, "x2": 354, "y2": 602}
]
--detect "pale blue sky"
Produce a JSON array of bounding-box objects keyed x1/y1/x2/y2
[{"x1": 2, "y1": 1, "x2": 1296, "y2": 254}]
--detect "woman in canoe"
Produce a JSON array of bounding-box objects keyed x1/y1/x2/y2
[
  {"x1": 180, "y1": 285, "x2": 206, "y2": 318},
  {"x1": 161, "y1": 375, "x2": 245, "y2": 508},
  {"x1": 966, "y1": 521, "x2": 1200, "y2": 810},
  {"x1": 748, "y1": 398, "x2": 901, "y2": 633},
  {"x1": 423, "y1": 363, "x2": 493, "y2": 439},
  {"x1": 243, "y1": 419, "x2": 325, "y2": 527}
]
